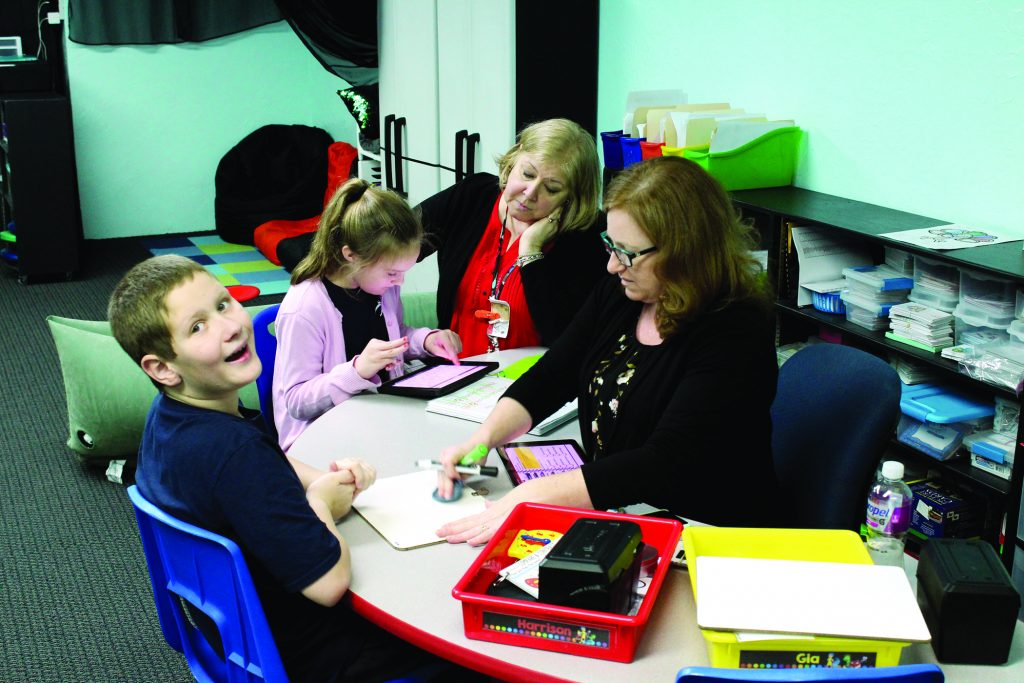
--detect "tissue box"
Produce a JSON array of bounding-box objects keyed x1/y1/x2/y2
[
  {"x1": 909, "y1": 481, "x2": 985, "y2": 540},
  {"x1": 916, "y1": 539, "x2": 1021, "y2": 664}
]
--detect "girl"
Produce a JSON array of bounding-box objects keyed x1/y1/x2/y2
[{"x1": 273, "y1": 178, "x2": 461, "y2": 451}]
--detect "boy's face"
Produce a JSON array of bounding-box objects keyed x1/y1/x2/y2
[{"x1": 150, "y1": 271, "x2": 261, "y2": 407}]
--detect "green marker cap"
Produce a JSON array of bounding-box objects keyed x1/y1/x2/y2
[{"x1": 460, "y1": 444, "x2": 488, "y2": 466}]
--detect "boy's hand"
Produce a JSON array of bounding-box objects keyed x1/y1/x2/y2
[
  {"x1": 354, "y1": 337, "x2": 409, "y2": 379},
  {"x1": 424, "y1": 330, "x2": 463, "y2": 364},
  {"x1": 329, "y1": 458, "x2": 376, "y2": 498},
  {"x1": 307, "y1": 470, "x2": 358, "y2": 521}
]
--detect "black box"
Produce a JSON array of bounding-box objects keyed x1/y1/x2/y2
[
  {"x1": 916, "y1": 538, "x2": 1021, "y2": 664},
  {"x1": 539, "y1": 517, "x2": 642, "y2": 614}
]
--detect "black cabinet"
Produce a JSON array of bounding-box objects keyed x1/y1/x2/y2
[
  {"x1": 732, "y1": 186, "x2": 1024, "y2": 572},
  {"x1": 0, "y1": 93, "x2": 81, "y2": 282}
]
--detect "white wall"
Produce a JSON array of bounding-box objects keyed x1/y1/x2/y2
[
  {"x1": 66, "y1": 21, "x2": 357, "y2": 240},
  {"x1": 598, "y1": 0, "x2": 1024, "y2": 232}
]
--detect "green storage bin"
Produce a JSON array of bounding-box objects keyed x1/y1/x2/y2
[{"x1": 684, "y1": 126, "x2": 800, "y2": 191}]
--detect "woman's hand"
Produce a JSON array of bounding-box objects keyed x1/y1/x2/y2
[
  {"x1": 518, "y1": 211, "x2": 561, "y2": 256},
  {"x1": 424, "y1": 330, "x2": 463, "y2": 364},
  {"x1": 329, "y1": 458, "x2": 376, "y2": 499},
  {"x1": 434, "y1": 441, "x2": 478, "y2": 501},
  {"x1": 353, "y1": 337, "x2": 409, "y2": 379},
  {"x1": 436, "y1": 496, "x2": 517, "y2": 546}
]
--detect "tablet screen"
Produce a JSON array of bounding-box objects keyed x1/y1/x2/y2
[
  {"x1": 497, "y1": 440, "x2": 585, "y2": 485},
  {"x1": 390, "y1": 363, "x2": 484, "y2": 389}
]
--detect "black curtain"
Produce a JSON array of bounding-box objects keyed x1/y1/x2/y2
[
  {"x1": 273, "y1": 0, "x2": 378, "y2": 87},
  {"x1": 68, "y1": 0, "x2": 283, "y2": 45}
]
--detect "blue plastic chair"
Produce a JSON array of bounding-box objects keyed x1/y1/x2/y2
[
  {"x1": 676, "y1": 664, "x2": 944, "y2": 682},
  {"x1": 127, "y1": 485, "x2": 289, "y2": 682},
  {"x1": 252, "y1": 303, "x2": 280, "y2": 439},
  {"x1": 771, "y1": 344, "x2": 902, "y2": 531}
]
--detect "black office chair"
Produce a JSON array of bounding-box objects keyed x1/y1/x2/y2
[{"x1": 771, "y1": 343, "x2": 902, "y2": 531}]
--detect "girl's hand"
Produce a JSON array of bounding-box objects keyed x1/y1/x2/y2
[
  {"x1": 329, "y1": 458, "x2": 377, "y2": 497},
  {"x1": 354, "y1": 337, "x2": 409, "y2": 379},
  {"x1": 424, "y1": 330, "x2": 463, "y2": 364},
  {"x1": 518, "y1": 210, "x2": 561, "y2": 255}
]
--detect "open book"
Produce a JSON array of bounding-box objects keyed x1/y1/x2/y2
[{"x1": 425, "y1": 375, "x2": 578, "y2": 436}]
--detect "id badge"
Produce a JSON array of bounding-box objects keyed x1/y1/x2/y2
[{"x1": 488, "y1": 297, "x2": 510, "y2": 339}]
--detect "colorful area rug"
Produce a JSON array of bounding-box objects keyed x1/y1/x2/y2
[{"x1": 143, "y1": 234, "x2": 291, "y2": 296}]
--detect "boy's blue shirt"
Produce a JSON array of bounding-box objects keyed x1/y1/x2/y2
[{"x1": 135, "y1": 392, "x2": 363, "y2": 679}]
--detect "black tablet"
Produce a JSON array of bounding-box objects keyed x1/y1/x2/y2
[
  {"x1": 495, "y1": 439, "x2": 586, "y2": 486},
  {"x1": 377, "y1": 360, "x2": 498, "y2": 399}
]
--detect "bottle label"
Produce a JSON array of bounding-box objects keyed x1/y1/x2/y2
[{"x1": 867, "y1": 492, "x2": 910, "y2": 535}]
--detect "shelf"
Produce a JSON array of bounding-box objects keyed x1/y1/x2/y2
[
  {"x1": 891, "y1": 440, "x2": 1011, "y2": 497},
  {"x1": 734, "y1": 187, "x2": 1024, "y2": 282}
]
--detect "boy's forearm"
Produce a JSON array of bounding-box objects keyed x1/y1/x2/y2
[{"x1": 288, "y1": 455, "x2": 324, "y2": 490}]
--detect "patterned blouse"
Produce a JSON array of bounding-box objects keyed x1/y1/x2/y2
[{"x1": 588, "y1": 333, "x2": 647, "y2": 458}]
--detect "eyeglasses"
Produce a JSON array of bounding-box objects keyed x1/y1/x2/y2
[{"x1": 600, "y1": 231, "x2": 657, "y2": 268}]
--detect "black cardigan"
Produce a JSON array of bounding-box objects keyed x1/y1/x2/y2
[
  {"x1": 504, "y1": 276, "x2": 780, "y2": 527},
  {"x1": 415, "y1": 173, "x2": 607, "y2": 345}
]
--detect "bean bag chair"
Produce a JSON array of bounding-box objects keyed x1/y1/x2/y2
[
  {"x1": 215, "y1": 124, "x2": 334, "y2": 245},
  {"x1": 253, "y1": 141, "x2": 358, "y2": 266}
]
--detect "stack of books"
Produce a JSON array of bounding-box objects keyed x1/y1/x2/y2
[{"x1": 885, "y1": 302, "x2": 955, "y2": 352}]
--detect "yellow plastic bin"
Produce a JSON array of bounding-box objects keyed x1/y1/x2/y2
[
  {"x1": 682, "y1": 527, "x2": 912, "y2": 669},
  {"x1": 683, "y1": 126, "x2": 800, "y2": 190}
]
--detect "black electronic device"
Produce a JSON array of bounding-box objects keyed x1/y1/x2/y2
[
  {"x1": 376, "y1": 360, "x2": 497, "y2": 399},
  {"x1": 538, "y1": 517, "x2": 642, "y2": 614},
  {"x1": 916, "y1": 538, "x2": 1021, "y2": 664}
]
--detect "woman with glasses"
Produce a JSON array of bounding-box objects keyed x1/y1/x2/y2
[
  {"x1": 435, "y1": 156, "x2": 779, "y2": 542},
  {"x1": 416, "y1": 118, "x2": 606, "y2": 357}
]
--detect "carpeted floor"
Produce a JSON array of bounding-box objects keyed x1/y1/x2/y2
[
  {"x1": 0, "y1": 237, "x2": 282, "y2": 682},
  {"x1": 143, "y1": 233, "x2": 293, "y2": 296}
]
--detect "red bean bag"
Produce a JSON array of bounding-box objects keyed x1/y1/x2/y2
[{"x1": 253, "y1": 141, "x2": 358, "y2": 265}]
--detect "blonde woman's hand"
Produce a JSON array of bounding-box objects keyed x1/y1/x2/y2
[{"x1": 518, "y1": 210, "x2": 561, "y2": 256}]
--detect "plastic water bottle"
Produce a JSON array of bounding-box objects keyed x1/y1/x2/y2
[{"x1": 865, "y1": 460, "x2": 913, "y2": 567}]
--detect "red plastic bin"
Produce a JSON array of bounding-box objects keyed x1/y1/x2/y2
[{"x1": 451, "y1": 502, "x2": 682, "y2": 662}]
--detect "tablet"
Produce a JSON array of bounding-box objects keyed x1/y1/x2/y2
[
  {"x1": 495, "y1": 439, "x2": 586, "y2": 486},
  {"x1": 377, "y1": 360, "x2": 498, "y2": 399}
]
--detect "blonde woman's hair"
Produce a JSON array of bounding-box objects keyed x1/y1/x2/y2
[
  {"x1": 496, "y1": 118, "x2": 600, "y2": 233},
  {"x1": 291, "y1": 178, "x2": 422, "y2": 285},
  {"x1": 604, "y1": 156, "x2": 768, "y2": 338}
]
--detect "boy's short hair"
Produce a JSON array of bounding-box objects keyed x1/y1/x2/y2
[{"x1": 108, "y1": 255, "x2": 207, "y2": 365}]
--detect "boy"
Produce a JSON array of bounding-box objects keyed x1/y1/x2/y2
[{"x1": 108, "y1": 255, "x2": 448, "y2": 682}]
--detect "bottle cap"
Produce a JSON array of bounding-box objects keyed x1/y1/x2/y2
[{"x1": 881, "y1": 460, "x2": 904, "y2": 481}]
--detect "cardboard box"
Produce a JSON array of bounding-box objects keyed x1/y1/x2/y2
[{"x1": 910, "y1": 480, "x2": 985, "y2": 539}]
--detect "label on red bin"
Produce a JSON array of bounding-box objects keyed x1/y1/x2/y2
[{"x1": 482, "y1": 611, "x2": 611, "y2": 649}]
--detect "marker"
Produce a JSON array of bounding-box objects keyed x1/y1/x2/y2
[
  {"x1": 460, "y1": 444, "x2": 489, "y2": 466},
  {"x1": 414, "y1": 459, "x2": 498, "y2": 477}
]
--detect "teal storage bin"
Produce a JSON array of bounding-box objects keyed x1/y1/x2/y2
[
  {"x1": 684, "y1": 126, "x2": 800, "y2": 190},
  {"x1": 899, "y1": 383, "x2": 994, "y2": 424}
]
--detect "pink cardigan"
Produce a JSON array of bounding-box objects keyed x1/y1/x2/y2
[{"x1": 272, "y1": 278, "x2": 435, "y2": 451}]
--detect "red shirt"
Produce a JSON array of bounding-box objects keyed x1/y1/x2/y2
[{"x1": 450, "y1": 197, "x2": 541, "y2": 357}]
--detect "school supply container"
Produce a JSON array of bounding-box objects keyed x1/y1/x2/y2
[
  {"x1": 681, "y1": 527, "x2": 911, "y2": 668},
  {"x1": 639, "y1": 140, "x2": 665, "y2": 159},
  {"x1": 839, "y1": 290, "x2": 896, "y2": 331},
  {"x1": 451, "y1": 503, "x2": 681, "y2": 662},
  {"x1": 811, "y1": 290, "x2": 845, "y2": 314},
  {"x1": 953, "y1": 302, "x2": 1012, "y2": 347},
  {"x1": 600, "y1": 131, "x2": 624, "y2": 169},
  {"x1": 962, "y1": 429, "x2": 1015, "y2": 480},
  {"x1": 620, "y1": 136, "x2": 644, "y2": 167},
  {"x1": 885, "y1": 247, "x2": 914, "y2": 277},
  {"x1": 959, "y1": 268, "x2": 1016, "y2": 320},
  {"x1": 909, "y1": 256, "x2": 960, "y2": 313},
  {"x1": 896, "y1": 383, "x2": 993, "y2": 460},
  {"x1": 682, "y1": 126, "x2": 800, "y2": 191},
  {"x1": 842, "y1": 265, "x2": 913, "y2": 302}
]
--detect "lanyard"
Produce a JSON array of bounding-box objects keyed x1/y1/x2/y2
[{"x1": 488, "y1": 210, "x2": 519, "y2": 300}]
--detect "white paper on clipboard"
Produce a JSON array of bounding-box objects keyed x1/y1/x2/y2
[
  {"x1": 790, "y1": 226, "x2": 871, "y2": 306},
  {"x1": 352, "y1": 470, "x2": 487, "y2": 550}
]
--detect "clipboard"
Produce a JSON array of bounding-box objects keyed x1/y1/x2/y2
[
  {"x1": 352, "y1": 470, "x2": 488, "y2": 550},
  {"x1": 377, "y1": 360, "x2": 498, "y2": 399}
]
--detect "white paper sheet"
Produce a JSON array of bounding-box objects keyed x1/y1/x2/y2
[
  {"x1": 352, "y1": 470, "x2": 487, "y2": 550},
  {"x1": 791, "y1": 226, "x2": 871, "y2": 306},
  {"x1": 880, "y1": 224, "x2": 1023, "y2": 250}
]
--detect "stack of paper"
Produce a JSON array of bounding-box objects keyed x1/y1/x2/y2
[
  {"x1": 889, "y1": 354, "x2": 938, "y2": 385},
  {"x1": 886, "y1": 302, "x2": 955, "y2": 352},
  {"x1": 426, "y1": 375, "x2": 578, "y2": 436}
]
